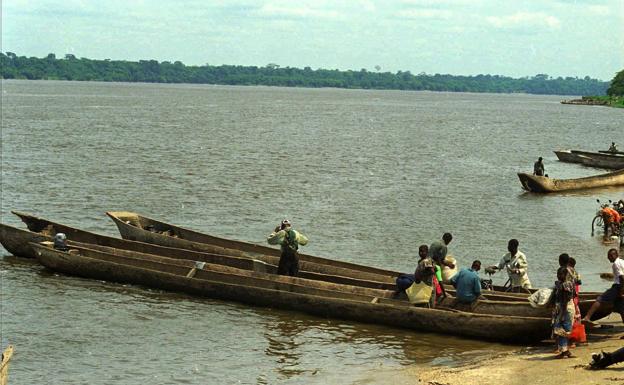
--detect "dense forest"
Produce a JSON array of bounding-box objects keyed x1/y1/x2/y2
[{"x1": 0, "y1": 52, "x2": 612, "y2": 96}]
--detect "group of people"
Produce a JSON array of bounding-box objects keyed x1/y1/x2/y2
[
  {"x1": 265, "y1": 220, "x2": 624, "y2": 367},
  {"x1": 399, "y1": 234, "x2": 534, "y2": 308}
]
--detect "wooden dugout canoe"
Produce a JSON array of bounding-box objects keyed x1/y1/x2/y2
[
  {"x1": 32, "y1": 243, "x2": 552, "y2": 342},
  {"x1": 45, "y1": 241, "x2": 564, "y2": 319},
  {"x1": 555, "y1": 149, "x2": 624, "y2": 170},
  {"x1": 8, "y1": 211, "x2": 398, "y2": 284},
  {"x1": 579, "y1": 154, "x2": 624, "y2": 170},
  {"x1": 105, "y1": 211, "x2": 605, "y2": 298},
  {"x1": 106, "y1": 211, "x2": 399, "y2": 277},
  {"x1": 0, "y1": 345, "x2": 13, "y2": 385},
  {"x1": 6, "y1": 212, "x2": 607, "y2": 316},
  {"x1": 517, "y1": 169, "x2": 624, "y2": 193},
  {"x1": 1, "y1": 220, "x2": 396, "y2": 290}
]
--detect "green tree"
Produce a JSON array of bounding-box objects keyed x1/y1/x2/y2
[{"x1": 607, "y1": 69, "x2": 624, "y2": 96}]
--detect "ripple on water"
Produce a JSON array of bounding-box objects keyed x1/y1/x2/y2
[{"x1": 1, "y1": 80, "x2": 622, "y2": 384}]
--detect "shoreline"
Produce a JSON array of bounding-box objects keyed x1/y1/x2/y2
[{"x1": 416, "y1": 313, "x2": 624, "y2": 385}]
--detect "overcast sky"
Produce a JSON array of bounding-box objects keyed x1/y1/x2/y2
[{"x1": 2, "y1": 0, "x2": 623, "y2": 80}]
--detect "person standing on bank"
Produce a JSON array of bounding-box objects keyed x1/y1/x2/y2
[
  {"x1": 533, "y1": 157, "x2": 545, "y2": 176},
  {"x1": 582, "y1": 248, "x2": 624, "y2": 326},
  {"x1": 267, "y1": 219, "x2": 308, "y2": 277}
]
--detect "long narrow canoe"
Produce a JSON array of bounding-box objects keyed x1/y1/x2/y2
[
  {"x1": 579, "y1": 154, "x2": 624, "y2": 170},
  {"x1": 106, "y1": 211, "x2": 399, "y2": 277},
  {"x1": 32, "y1": 243, "x2": 552, "y2": 342},
  {"x1": 61, "y1": 242, "x2": 613, "y2": 320},
  {"x1": 554, "y1": 150, "x2": 585, "y2": 164},
  {"x1": 1, "y1": 222, "x2": 396, "y2": 289},
  {"x1": 555, "y1": 149, "x2": 624, "y2": 169},
  {"x1": 518, "y1": 169, "x2": 624, "y2": 193},
  {"x1": 8, "y1": 212, "x2": 605, "y2": 305},
  {"x1": 52, "y1": 241, "x2": 566, "y2": 319},
  {"x1": 0, "y1": 345, "x2": 13, "y2": 385},
  {"x1": 105, "y1": 211, "x2": 605, "y2": 298}
]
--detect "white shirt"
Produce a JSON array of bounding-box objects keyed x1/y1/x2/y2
[
  {"x1": 612, "y1": 258, "x2": 624, "y2": 284},
  {"x1": 498, "y1": 250, "x2": 531, "y2": 289}
]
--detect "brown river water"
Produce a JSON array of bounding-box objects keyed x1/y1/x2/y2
[{"x1": 1, "y1": 80, "x2": 622, "y2": 384}]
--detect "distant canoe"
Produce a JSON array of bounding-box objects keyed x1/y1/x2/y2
[
  {"x1": 518, "y1": 169, "x2": 624, "y2": 193},
  {"x1": 32, "y1": 242, "x2": 553, "y2": 342},
  {"x1": 554, "y1": 150, "x2": 585, "y2": 164},
  {"x1": 579, "y1": 154, "x2": 624, "y2": 169},
  {"x1": 554, "y1": 149, "x2": 624, "y2": 170}
]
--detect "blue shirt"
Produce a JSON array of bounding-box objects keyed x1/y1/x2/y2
[{"x1": 450, "y1": 268, "x2": 481, "y2": 303}]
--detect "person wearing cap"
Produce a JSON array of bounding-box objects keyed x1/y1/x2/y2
[
  {"x1": 533, "y1": 157, "x2": 545, "y2": 176},
  {"x1": 267, "y1": 219, "x2": 308, "y2": 276},
  {"x1": 53, "y1": 233, "x2": 69, "y2": 251}
]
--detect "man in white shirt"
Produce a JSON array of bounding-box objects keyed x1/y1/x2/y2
[
  {"x1": 582, "y1": 248, "x2": 624, "y2": 325},
  {"x1": 487, "y1": 239, "x2": 532, "y2": 292}
]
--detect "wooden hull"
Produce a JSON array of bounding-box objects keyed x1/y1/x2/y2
[
  {"x1": 518, "y1": 169, "x2": 624, "y2": 193},
  {"x1": 106, "y1": 211, "x2": 399, "y2": 278},
  {"x1": 32, "y1": 243, "x2": 552, "y2": 342},
  {"x1": 8, "y1": 212, "x2": 606, "y2": 311},
  {"x1": 0, "y1": 223, "x2": 50, "y2": 258},
  {"x1": 11, "y1": 211, "x2": 398, "y2": 284},
  {"x1": 555, "y1": 149, "x2": 624, "y2": 170},
  {"x1": 579, "y1": 154, "x2": 624, "y2": 169},
  {"x1": 0, "y1": 345, "x2": 13, "y2": 385},
  {"x1": 59, "y1": 241, "x2": 563, "y2": 318},
  {"x1": 554, "y1": 150, "x2": 584, "y2": 164}
]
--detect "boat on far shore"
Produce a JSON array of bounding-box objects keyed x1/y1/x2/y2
[{"x1": 518, "y1": 169, "x2": 624, "y2": 193}]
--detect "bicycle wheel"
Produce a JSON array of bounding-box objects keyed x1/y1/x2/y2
[{"x1": 592, "y1": 215, "x2": 603, "y2": 236}]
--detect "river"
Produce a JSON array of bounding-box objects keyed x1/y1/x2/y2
[{"x1": 1, "y1": 80, "x2": 622, "y2": 384}]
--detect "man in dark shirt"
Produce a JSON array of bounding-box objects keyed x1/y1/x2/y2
[{"x1": 533, "y1": 157, "x2": 545, "y2": 176}]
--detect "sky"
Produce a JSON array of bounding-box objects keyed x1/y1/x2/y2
[{"x1": 2, "y1": 0, "x2": 623, "y2": 80}]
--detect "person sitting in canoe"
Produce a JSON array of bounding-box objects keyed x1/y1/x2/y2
[
  {"x1": 53, "y1": 233, "x2": 69, "y2": 251},
  {"x1": 609, "y1": 142, "x2": 618, "y2": 153},
  {"x1": 533, "y1": 157, "x2": 545, "y2": 176},
  {"x1": 449, "y1": 260, "x2": 483, "y2": 304},
  {"x1": 267, "y1": 219, "x2": 308, "y2": 277},
  {"x1": 485, "y1": 239, "x2": 532, "y2": 292}
]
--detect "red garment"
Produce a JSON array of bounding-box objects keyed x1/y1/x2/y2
[
  {"x1": 602, "y1": 207, "x2": 622, "y2": 224},
  {"x1": 433, "y1": 276, "x2": 443, "y2": 297}
]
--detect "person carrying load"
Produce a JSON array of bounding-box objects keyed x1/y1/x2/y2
[{"x1": 267, "y1": 219, "x2": 308, "y2": 277}]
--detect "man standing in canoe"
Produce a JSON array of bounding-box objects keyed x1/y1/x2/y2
[
  {"x1": 267, "y1": 219, "x2": 308, "y2": 277},
  {"x1": 486, "y1": 239, "x2": 532, "y2": 292},
  {"x1": 533, "y1": 157, "x2": 545, "y2": 176},
  {"x1": 428, "y1": 233, "x2": 455, "y2": 299}
]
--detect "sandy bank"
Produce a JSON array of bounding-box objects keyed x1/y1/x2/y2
[{"x1": 417, "y1": 314, "x2": 624, "y2": 385}]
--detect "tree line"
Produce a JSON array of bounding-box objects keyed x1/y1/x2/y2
[{"x1": 0, "y1": 52, "x2": 614, "y2": 96}]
